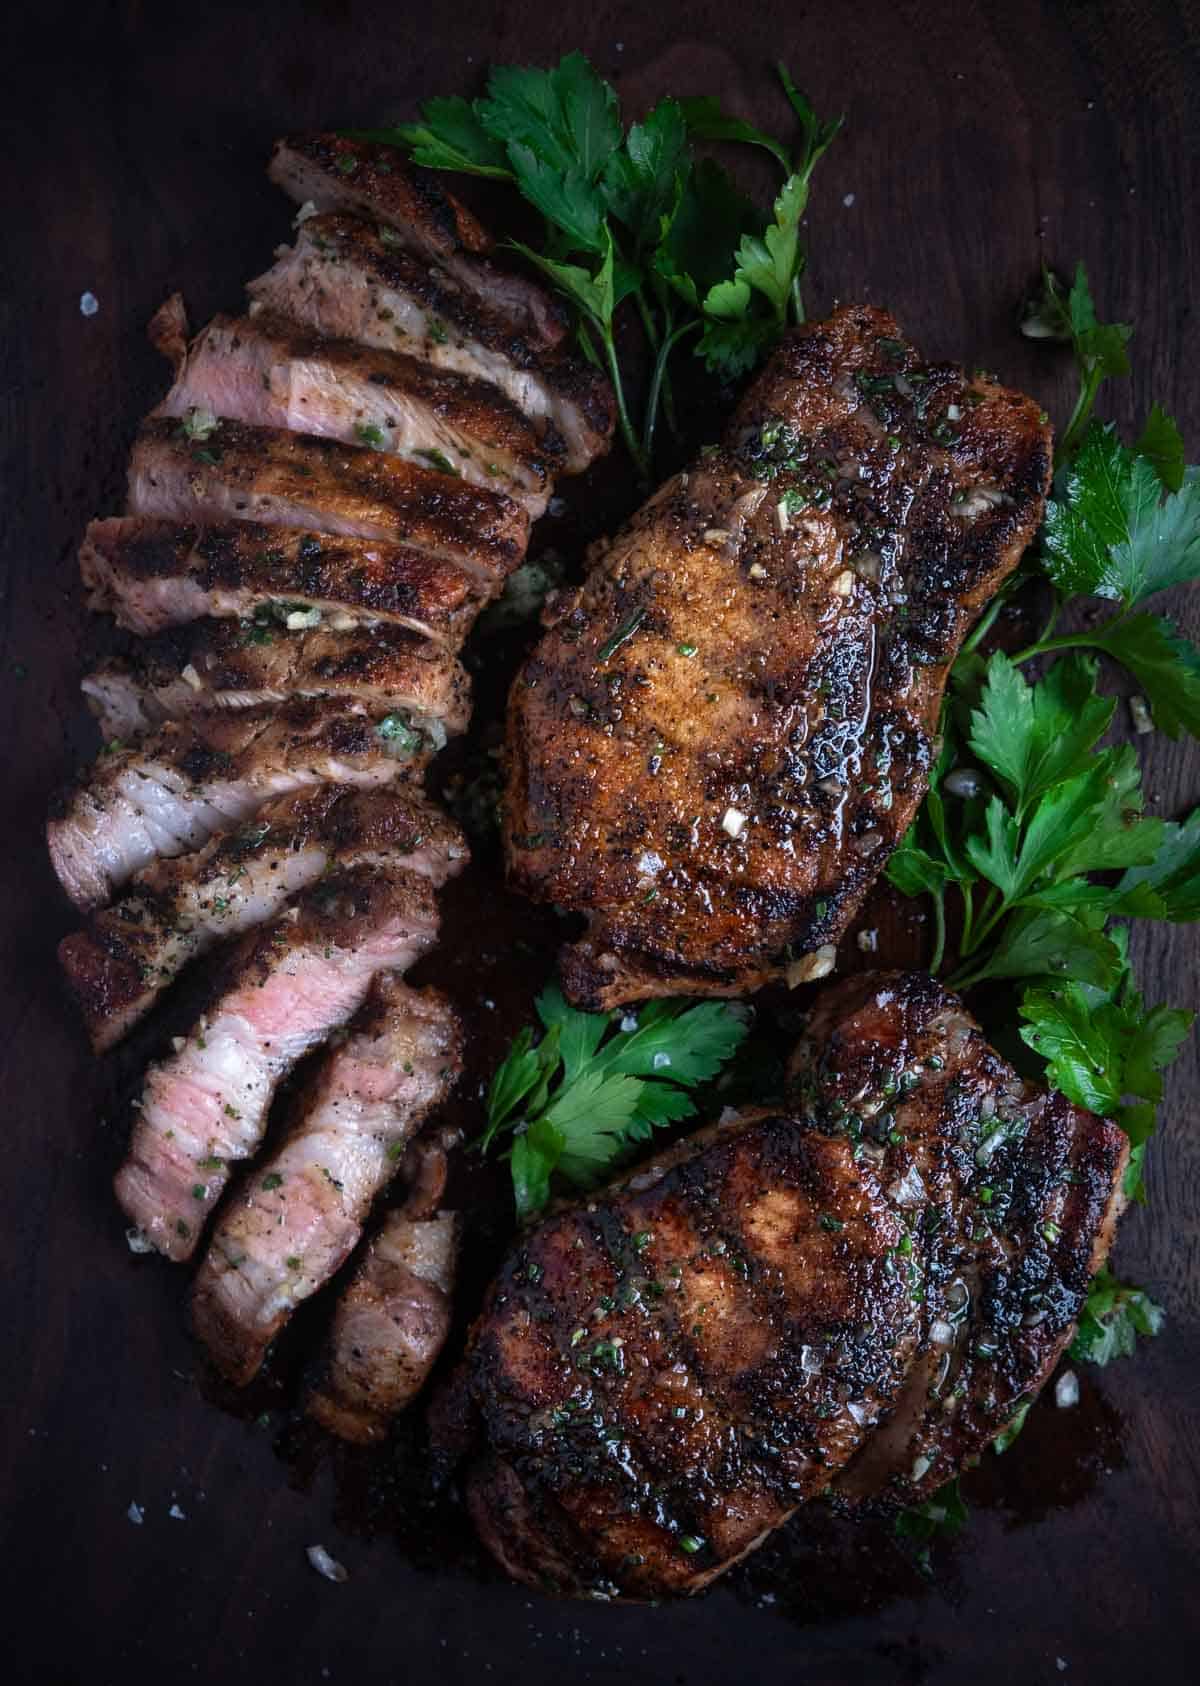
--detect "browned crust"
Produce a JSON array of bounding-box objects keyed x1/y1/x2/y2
[
  {"x1": 146, "y1": 292, "x2": 190, "y2": 371},
  {"x1": 457, "y1": 973, "x2": 1128, "y2": 1598},
  {"x1": 308, "y1": 1209, "x2": 462, "y2": 1441},
  {"x1": 80, "y1": 515, "x2": 487, "y2": 645},
  {"x1": 84, "y1": 620, "x2": 472, "y2": 733},
  {"x1": 268, "y1": 134, "x2": 570, "y2": 351},
  {"x1": 154, "y1": 311, "x2": 560, "y2": 502},
  {"x1": 249, "y1": 215, "x2": 616, "y2": 460},
  {"x1": 461, "y1": 1109, "x2": 917, "y2": 1598},
  {"x1": 791, "y1": 971, "x2": 1129, "y2": 1507},
  {"x1": 130, "y1": 417, "x2": 530, "y2": 576},
  {"x1": 58, "y1": 788, "x2": 464, "y2": 1051},
  {"x1": 504, "y1": 304, "x2": 1053, "y2": 1008},
  {"x1": 271, "y1": 133, "x2": 496, "y2": 257}
]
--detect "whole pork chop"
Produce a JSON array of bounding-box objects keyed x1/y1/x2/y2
[
  {"x1": 505, "y1": 306, "x2": 1052, "y2": 1008},
  {"x1": 448, "y1": 974, "x2": 1126, "y2": 1600}
]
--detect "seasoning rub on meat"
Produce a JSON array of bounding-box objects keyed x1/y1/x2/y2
[
  {"x1": 59, "y1": 787, "x2": 466, "y2": 1052},
  {"x1": 449, "y1": 973, "x2": 1126, "y2": 1599},
  {"x1": 505, "y1": 305, "x2": 1052, "y2": 1008},
  {"x1": 48, "y1": 120, "x2": 617, "y2": 1427},
  {"x1": 115, "y1": 866, "x2": 439, "y2": 1261},
  {"x1": 192, "y1": 978, "x2": 462, "y2": 1385}
]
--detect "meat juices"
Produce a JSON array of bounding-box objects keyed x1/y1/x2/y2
[
  {"x1": 505, "y1": 305, "x2": 1052, "y2": 1007},
  {"x1": 450, "y1": 974, "x2": 1126, "y2": 1600}
]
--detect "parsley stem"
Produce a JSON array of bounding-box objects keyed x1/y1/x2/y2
[
  {"x1": 599, "y1": 320, "x2": 650, "y2": 482},
  {"x1": 929, "y1": 885, "x2": 948, "y2": 975},
  {"x1": 959, "y1": 592, "x2": 1007, "y2": 659},
  {"x1": 1009, "y1": 629, "x2": 1108, "y2": 666},
  {"x1": 643, "y1": 320, "x2": 701, "y2": 463},
  {"x1": 958, "y1": 880, "x2": 976, "y2": 956},
  {"x1": 959, "y1": 893, "x2": 1010, "y2": 960},
  {"x1": 634, "y1": 287, "x2": 662, "y2": 352},
  {"x1": 1059, "y1": 366, "x2": 1103, "y2": 461}
]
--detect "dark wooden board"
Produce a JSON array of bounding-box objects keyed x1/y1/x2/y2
[{"x1": 3, "y1": 3, "x2": 1199, "y2": 1682}]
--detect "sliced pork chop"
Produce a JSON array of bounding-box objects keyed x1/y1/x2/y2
[
  {"x1": 128, "y1": 416, "x2": 529, "y2": 575},
  {"x1": 786, "y1": 972, "x2": 1128, "y2": 1508},
  {"x1": 192, "y1": 979, "x2": 462, "y2": 1384},
  {"x1": 308, "y1": 1208, "x2": 461, "y2": 1443},
  {"x1": 154, "y1": 312, "x2": 558, "y2": 514},
  {"x1": 80, "y1": 516, "x2": 487, "y2": 644},
  {"x1": 269, "y1": 133, "x2": 568, "y2": 352},
  {"x1": 58, "y1": 787, "x2": 467, "y2": 1051},
  {"x1": 81, "y1": 620, "x2": 470, "y2": 742},
  {"x1": 114, "y1": 866, "x2": 439, "y2": 1262},
  {"x1": 47, "y1": 701, "x2": 424, "y2": 912},
  {"x1": 248, "y1": 214, "x2": 614, "y2": 474},
  {"x1": 452, "y1": 976, "x2": 1127, "y2": 1599},
  {"x1": 505, "y1": 304, "x2": 1053, "y2": 1008}
]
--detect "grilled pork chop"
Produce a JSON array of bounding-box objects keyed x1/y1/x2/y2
[
  {"x1": 129, "y1": 416, "x2": 529, "y2": 574},
  {"x1": 268, "y1": 134, "x2": 569, "y2": 352},
  {"x1": 154, "y1": 312, "x2": 558, "y2": 513},
  {"x1": 505, "y1": 305, "x2": 1052, "y2": 1008},
  {"x1": 453, "y1": 972, "x2": 1126, "y2": 1599},
  {"x1": 80, "y1": 516, "x2": 488, "y2": 645},
  {"x1": 248, "y1": 214, "x2": 614, "y2": 473},
  {"x1": 58, "y1": 787, "x2": 466, "y2": 1051},
  {"x1": 192, "y1": 979, "x2": 462, "y2": 1384},
  {"x1": 47, "y1": 700, "x2": 424, "y2": 911},
  {"x1": 790, "y1": 973, "x2": 1128, "y2": 1507},
  {"x1": 81, "y1": 620, "x2": 470, "y2": 742},
  {"x1": 114, "y1": 865, "x2": 439, "y2": 1261},
  {"x1": 308, "y1": 1207, "x2": 461, "y2": 1443}
]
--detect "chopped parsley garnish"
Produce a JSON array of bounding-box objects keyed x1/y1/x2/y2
[
  {"x1": 480, "y1": 985, "x2": 748, "y2": 1219},
  {"x1": 992, "y1": 1398, "x2": 1032, "y2": 1454},
  {"x1": 895, "y1": 1477, "x2": 969, "y2": 1572},
  {"x1": 355, "y1": 421, "x2": 388, "y2": 448},
  {"x1": 415, "y1": 447, "x2": 460, "y2": 476},
  {"x1": 177, "y1": 407, "x2": 218, "y2": 442},
  {"x1": 597, "y1": 607, "x2": 648, "y2": 663},
  {"x1": 375, "y1": 712, "x2": 423, "y2": 756},
  {"x1": 1068, "y1": 1266, "x2": 1165, "y2": 1365}
]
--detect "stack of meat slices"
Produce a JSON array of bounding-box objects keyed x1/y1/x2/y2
[{"x1": 48, "y1": 132, "x2": 615, "y2": 1432}]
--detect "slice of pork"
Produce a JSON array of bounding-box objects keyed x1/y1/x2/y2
[
  {"x1": 128, "y1": 416, "x2": 528, "y2": 576},
  {"x1": 248, "y1": 215, "x2": 613, "y2": 474},
  {"x1": 47, "y1": 701, "x2": 425, "y2": 911},
  {"x1": 58, "y1": 787, "x2": 467, "y2": 1051},
  {"x1": 80, "y1": 516, "x2": 488, "y2": 645},
  {"x1": 269, "y1": 134, "x2": 568, "y2": 352},
  {"x1": 114, "y1": 865, "x2": 439, "y2": 1261},
  {"x1": 81, "y1": 620, "x2": 470, "y2": 742},
  {"x1": 192, "y1": 979, "x2": 462, "y2": 1383},
  {"x1": 153, "y1": 312, "x2": 557, "y2": 514},
  {"x1": 308, "y1": 1208, "x2": 461, "y2": 1443}
]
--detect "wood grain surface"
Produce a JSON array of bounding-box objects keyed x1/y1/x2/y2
[{"x1": 3, "y1": 3, "x2": 1198, "y2": 1683}]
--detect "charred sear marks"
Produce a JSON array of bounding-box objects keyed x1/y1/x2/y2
[
  {"x1": 458, "y1": 973, "x2": 1126, "y2": 1599},
  {"x1": 505, "y1": 305, "x2": 1052, "y2": 1008}
]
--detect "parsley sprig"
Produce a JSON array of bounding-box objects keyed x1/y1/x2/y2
[
  {"x1": 890, "y1": 262, "x2": 1197, "y2": 1345},
  {"x1": 480, "y1": 985, "x2": 748, "y2": 1218},
  {"x1": 1068, "y1": 1266, "x2": 1165, "y2": 1364},
  {"x1": 366, "y1": 54, "x2": 840, "y2": 478}
]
